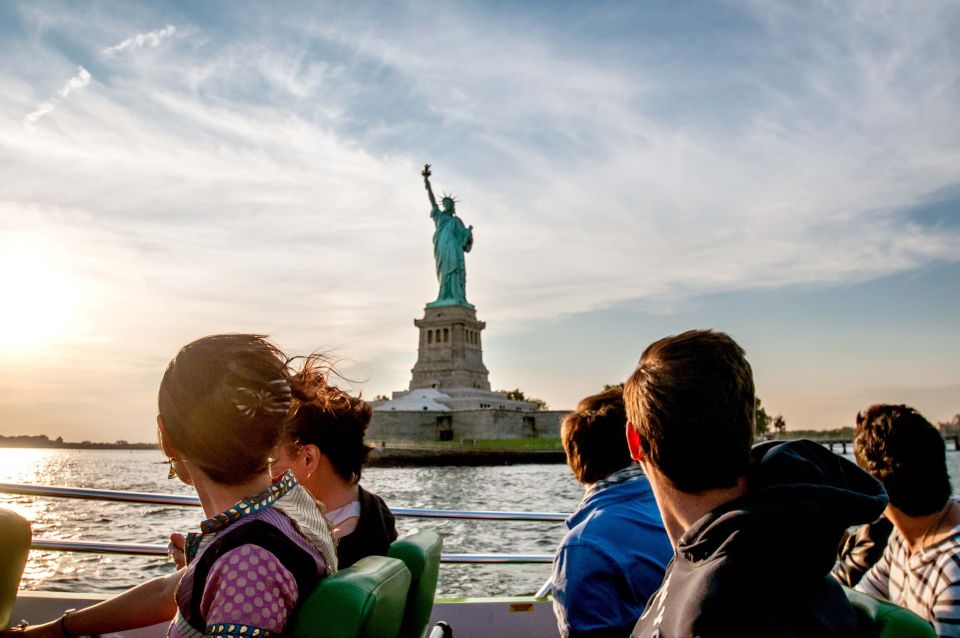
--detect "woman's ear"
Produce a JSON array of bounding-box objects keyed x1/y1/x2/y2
[
  {"x1": 158, "y1": 415, "x2": 193, "y2": 485},
  {"x1": 300, "y1": 443, "x2": 322, "y2": 479},
  {"x1": 157, "y1": 415, "x2": 173, "y2": 456},
  {"x1": 626, "y1": 424, "x2": 645, "y2": 462},
  {"x1": 157, "y1": 415, "x2": 185, "y2": 457}
]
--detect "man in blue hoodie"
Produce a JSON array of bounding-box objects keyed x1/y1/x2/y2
[
  {"x1": 551, "y1": 387, "x2": 673, "y2": 638},
  {"x1": 624, "y1": 329, "x2": 888, "y2": 638}
]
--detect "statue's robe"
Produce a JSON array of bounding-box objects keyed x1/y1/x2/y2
[{"x1": 429, "y1": 206, "x2": 472, "y2": 306}]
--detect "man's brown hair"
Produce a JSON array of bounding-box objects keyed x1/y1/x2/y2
[
  {"x1": 855, "y1": 404, "x2": 950, "y2": 516},
  {"x1": 562, "y1": 387, "x2": 633, "y2": 485},
  {"x1": 624, "y1": 329, "x2": 755, "y2": 493}
]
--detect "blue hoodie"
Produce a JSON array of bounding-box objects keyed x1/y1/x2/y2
[{"x1": 552, "y1": 468, "x2": 673, "y2": 637}]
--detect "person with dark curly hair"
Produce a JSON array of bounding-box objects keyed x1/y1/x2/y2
[
  {"x1": 550, "y1": 387, "x2": 671, "y2": 638},
  {"x1": 853, "y1": 404, "x2": 960, "y2": 637},
  {"x1": 271, "y1": 355, "x2": 398, "y2": 568}
]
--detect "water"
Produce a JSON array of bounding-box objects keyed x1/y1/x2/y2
[
  {"x1": 0, "y1": 449, "x2": 582, "y2": 597},
  {"x1": 4, "y1": 448, "x2": 960, "y2": 597}
]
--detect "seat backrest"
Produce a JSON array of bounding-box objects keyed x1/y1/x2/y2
[
  {"x1": 0, "y1": 509, "x2": 31, "y2": 630},
  {"x1": 292, "y1": 555, "x2": 411, "y2": 638},
  {"x1": 844, "y1": 587, "x2": 935, "y2": 638},
  {"x1": 387, "y1": 529, "x2": 442, "y2": 638}
]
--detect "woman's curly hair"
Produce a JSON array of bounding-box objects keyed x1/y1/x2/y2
[{"x1": 284, "y1": 354, "x2": 373, "y2": 484}]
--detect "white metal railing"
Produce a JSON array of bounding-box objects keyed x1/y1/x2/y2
[{"x1": 0, "y1": 482, "x2": 561, "y2": 566}]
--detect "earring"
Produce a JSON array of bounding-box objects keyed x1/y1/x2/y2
[{"x1": 166, "y1": 459, "x2": 177, "y2": 480}]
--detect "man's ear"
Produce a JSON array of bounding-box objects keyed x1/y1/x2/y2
[{"x1": 626, "y1": 424, "x2": 644, "y2": 462}]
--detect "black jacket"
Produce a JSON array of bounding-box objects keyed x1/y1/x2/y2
[
  {"x1": 832, "y1": 516, "x2": 894, "y2": 588},
  {"x1": 631, "y1": 439, "x2": 888, "y2": 638},
  {"x1": 336, "y1": 485, "x2": 398, "y2": 568}
]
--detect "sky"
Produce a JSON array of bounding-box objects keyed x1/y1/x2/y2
[{"x1": 0, "y1": 1, "x2": 958, "y2": 442}]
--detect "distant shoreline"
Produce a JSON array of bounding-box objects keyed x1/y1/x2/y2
[{"x1": 0, "y1": 437, "x2": 157, "y2": 451}]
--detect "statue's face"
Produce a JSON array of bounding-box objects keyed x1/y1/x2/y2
[{"x1": 442, "y1": 198, "x2": 455, "y2": 213}]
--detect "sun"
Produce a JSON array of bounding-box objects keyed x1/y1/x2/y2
[{"x1": 0, "y1": 242, "x2": 78, "y2": 353}]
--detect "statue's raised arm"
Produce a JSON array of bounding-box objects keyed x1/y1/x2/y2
[{"x1": 422, "y1": 164, "x2": 439, "y2": 211}]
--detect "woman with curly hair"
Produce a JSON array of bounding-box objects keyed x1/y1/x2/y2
[{"x1": 272, "y1": 355, "x2": 397, "y2": 567}]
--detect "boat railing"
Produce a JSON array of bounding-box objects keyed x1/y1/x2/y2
[{"x1": 0, "y1": 482, "x2": 562, "y2": 570}]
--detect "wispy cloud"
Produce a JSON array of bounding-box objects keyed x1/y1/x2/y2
[
  {"x1": 23, "y1": 66, "x2": 91, "y2": 130},
  {"x1": 103, "y1": 24, "x2": 176, "y2": 55}
]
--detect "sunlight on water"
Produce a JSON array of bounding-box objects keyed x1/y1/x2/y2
[{"x1": 0, "y1": 449, "x2": 198, "y2": 593}]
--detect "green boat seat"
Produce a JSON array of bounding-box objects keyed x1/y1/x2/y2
[
  {"x1": 0, "y1": 509, "x2": 31, "y2": 630},
  {"x1": 388, "y1": 529, "x2": 443, "y2": 638},
  {"x1": 844, "y1": 587, "x2": 935, "y2": 638},
  {"x1": 292, "y1": 555, "x2": 411, "y2": 638}
]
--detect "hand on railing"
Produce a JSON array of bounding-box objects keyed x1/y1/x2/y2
[
  {"x1": 168, "y1": 532, "x2": 186, "y2": 569},
  {"x1": 427, "y1": 621, "x2": 452, "y2": 638}
]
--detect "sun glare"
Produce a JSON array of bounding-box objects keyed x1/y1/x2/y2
[{"x1": 0, "y1": 243, "x2": 78, "y2": 353}]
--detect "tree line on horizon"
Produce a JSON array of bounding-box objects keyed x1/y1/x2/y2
[{"x1": 0, "y1": 433, "x2": 157, "y2": 449}]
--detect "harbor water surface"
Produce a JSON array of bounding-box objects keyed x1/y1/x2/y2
[
  {"x1": 3, "y1": 448, "x2": 959, "y2": 597},
  {"x1": 0, "y1": 449, "x2": 582, "y2": 597}
]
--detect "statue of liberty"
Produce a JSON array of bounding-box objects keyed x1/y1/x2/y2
[{"x1": 422, "y1": 164, "x2": 474, "y2": 308}]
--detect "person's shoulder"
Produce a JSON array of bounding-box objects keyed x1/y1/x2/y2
[
  {"x1": 589, "y1": 481, "x2": 661, "y2": 523},
  {"x1": 561, "y1": 508, "x2": 668, "y2": 566},
  {"x1": 358, "y1": 486, "x2": 395, "y2": 520},
  {"x1": 555, "y1": 519, "x2": 617, "y2": 558},
  {"x1": 346, "y1": 485, "x2": 398, "y2": 547},
  {"x1": 358, "y1": 485, "x2": 388, "y2": 506},
  {"x1": 210, "y1": 542, "x2": 290, "y2": 570},
  {"x1": 931, "y1": 532, "x2": 960, "y2": 574},
  {"x1": 619, "y1": 473, "x2": 656, "y2": 497}
]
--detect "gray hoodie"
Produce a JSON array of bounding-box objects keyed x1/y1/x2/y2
[{"x1": 632, "y1": 439, "x2": 888, "y2": 638}]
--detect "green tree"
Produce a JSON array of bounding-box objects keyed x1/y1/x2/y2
[
  {"x1": 499, "y1": 388, "x2": 548, "y2": 411},
  {"x1": 755, "y1": 397, "x2": 771, "y2": 437},
  {"x1": 772, "y1": 415, "x2": 787, "y2": 436},
  {"x1": 754, "y1": 398, "x2": 787, "y2": 438},
  {"x1": 602, "y1": 383, "x2": 624, "y2": 392}
]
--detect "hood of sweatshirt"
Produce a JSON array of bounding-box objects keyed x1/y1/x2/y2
[{"x1": 676, "y1": 438, "x2": 888, "y2": 581}]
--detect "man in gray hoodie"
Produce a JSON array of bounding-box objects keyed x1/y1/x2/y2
[{"x1": 624, "y1": 329, "x2": 888, "y2": 638}]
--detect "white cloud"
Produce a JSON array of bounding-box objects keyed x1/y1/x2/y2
[
  {"x1": 103, "y1": 24, "x2": 176, "y2": 55},
  {"x1": 23, "y1": 66, "x2": 91, "y2": 130},
  {"x1": 23, "y1": 103, "x2": 54, "y2": 127},
  {"x1": 57, "y1": 66, "x2": 92, "y2": 97}
]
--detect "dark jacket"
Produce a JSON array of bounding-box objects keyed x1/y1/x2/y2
[
  {"x1": 832, "y1": 517, "x2": 894, "y2": 588},
  {"x1": 631, "y1": 439, "x2": 888, "y2": 638},
  {"x1": 336, "y1": 485, "x2": 398, "y2": 568}
]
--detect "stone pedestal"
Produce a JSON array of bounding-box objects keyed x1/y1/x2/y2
[{"x1": 409, "y1": 305, "x2": 490, "y2": 391}]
